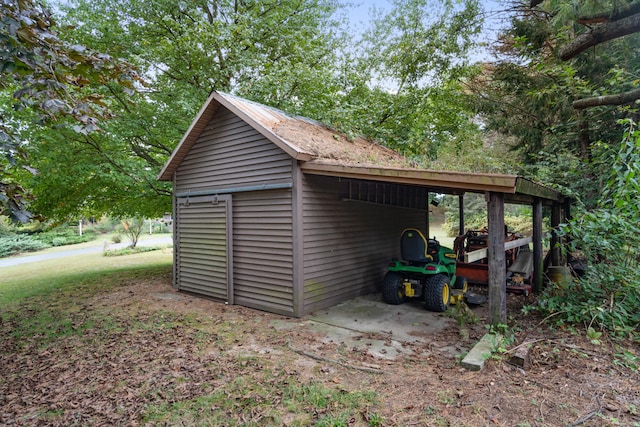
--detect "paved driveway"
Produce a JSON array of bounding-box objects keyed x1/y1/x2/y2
[{"x1": 0, "y1": 236, "x2": 173, "y2": 268}]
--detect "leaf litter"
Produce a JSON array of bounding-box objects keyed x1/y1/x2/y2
[{"x1": 1, "y1": 270, "x2": 639, "y2": 426}]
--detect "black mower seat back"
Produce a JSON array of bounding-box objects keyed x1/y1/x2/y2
[{"x1": 400, "y1": 228, "x2": 433, "y2": 264}]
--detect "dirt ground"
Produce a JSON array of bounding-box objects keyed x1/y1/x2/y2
[{"x1": 1, "y1": 271, "x2": 639, "y2": 426}]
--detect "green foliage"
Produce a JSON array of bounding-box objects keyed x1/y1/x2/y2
[
  {"x1": 0, "y1": 216, "x2": 14, "y2": 237},
  {"x1": 535, "y1": 121, "x2": 640, "y2": 339},
  {"x1": 35, "y1": 227, "x2": 96, "y2": 246},
  {"x1": 0, "y1": 235, "x2": 50, "y2": 258},
  {"x1": 0, "y1": 0, "x2": 138, "y2": 222},
  {"x1": 472, "y1": 2, "x2": 640, "y2": 208},
  {"x1": 587, "y1": 327, "x2": 603, "y2": 345},
  {"x1": 442, "y1": 193, "x2": 534, "y2": 237}
]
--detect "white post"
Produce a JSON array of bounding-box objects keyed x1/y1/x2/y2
[
  {"x1": 78, "y1": 220, "x2": 83, "y2": 236},
  {"x1": 149, "y1": 220, "x2": 153, "y2": 235}
]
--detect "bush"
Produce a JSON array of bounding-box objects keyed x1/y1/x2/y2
[
  {"x1": 36, "y1": 227, "x2": 96, "y2": 246},
  {"x1": 0, "y1": 236, "x2": 50, "y2": 258},
  {"x1": 0, "y1": 217, "x2": 15, "y2": 237},
  {"x1": 103, "y1": 246, "x2": 162, "y2": 257},
  {"x1": 534, "y1": 121, "x2": 640, "y2": 340}
]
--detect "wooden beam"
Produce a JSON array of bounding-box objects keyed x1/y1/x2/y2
[
  {"x1": 551, "y1": 203, "x2": 561, "y2": 266},
  {"x1": 533, "y1": 198, "x2": 543, "y2": 293},
  {"x1": 463, "y1": 237, "x2": 533, "y2": 263},
  {"x1": 458, "y1": 194, "x2": 465, "y2": 236},
  {"x1": 487, "y1": 192, "x2": 506, "y2": 325}
]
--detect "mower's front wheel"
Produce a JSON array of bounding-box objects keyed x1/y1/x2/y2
[
  {"x1": 425, "y1": 275, "x2": 450, "y2": 312},
  {"x1": 382, "y1": 272, "x2": 407, "y2": 305}
]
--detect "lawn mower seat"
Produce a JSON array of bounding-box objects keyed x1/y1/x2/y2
[{"x1": 400, "y1": 228, "x2": 433, "y2": 265}]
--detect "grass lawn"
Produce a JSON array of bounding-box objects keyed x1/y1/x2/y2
[
  {"x1": 0, "y1": 252, "x2": 387, "y2": 427},
  {"x1": 0, "y1": 250, "x2": 173, "y2": 306}
]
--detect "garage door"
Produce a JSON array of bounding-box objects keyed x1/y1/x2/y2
[{"x1": 176, "y1": 195, "x2": 233, "y2": 303}]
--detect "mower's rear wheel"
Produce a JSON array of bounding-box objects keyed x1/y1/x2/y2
[
  {"x1": 454, "y1": 276, "x2": 468, "y2": 293},
  {"x1": 382, "y1": 272, "x2": 406, "y2": 305},
  {"x1": 425, "y1": 274, "x2": 450, "y2": 312}
]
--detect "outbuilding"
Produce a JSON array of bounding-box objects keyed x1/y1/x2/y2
[{"x1": 158, "y1": 91, "x2": 567, "y2": 321}]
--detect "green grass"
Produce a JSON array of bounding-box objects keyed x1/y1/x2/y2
[
  {"x1": 0, "y1": 249, "x2": 385, "y2": 426},
  {"x1": 142, "y1": 377, "x2": 380, "y2": 427},
  {"x1": 0, "y1": 250, "x2": 172, "y2": 307}
]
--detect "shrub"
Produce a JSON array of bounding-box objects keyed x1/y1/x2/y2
[
  {"x1": 0, "y1": 217, "x2": 15, "y2": 237},
  {"x1": 0, "y1": 236, "x2": 50, "y2": 258},
  {"x1": 111, "y1": 234, "x2": 122, "y2": 244},
  {"x1": 120, "y1": 218, "x2": 144, "y2": 248},
  {"x1": 103, "y1": 246, "x2": 161, "y2": 257},
  {"x1": 534, "y1": 120, "x2": 640, "y2": 340},
  {"x1": 36, "y1": 227, "x2": 96, "y2": 246}
]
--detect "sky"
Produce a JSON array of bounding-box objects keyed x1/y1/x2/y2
[{"x1": 341, "y1": 0, "x2": 509, "y2": 60}]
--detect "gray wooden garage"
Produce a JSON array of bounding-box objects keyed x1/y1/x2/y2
[{"x1": 158, "y1": 91, "x2": 566, "y2": 320}]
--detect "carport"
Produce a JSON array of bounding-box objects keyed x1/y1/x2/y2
[{"x1": 299, "y1": 161, "x2": 568, "y2": 325}]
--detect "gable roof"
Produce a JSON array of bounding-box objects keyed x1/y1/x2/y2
[
  {"x1": 158, "y1": 91, "x2": 411, "y2": 181},
  {"x1": 158, "y1": 91, "x2": 564, "y2": 203}
]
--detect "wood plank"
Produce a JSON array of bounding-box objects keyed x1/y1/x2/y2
[{"x1": 463, "y1": 236, "x2": 532, "y2": 263}]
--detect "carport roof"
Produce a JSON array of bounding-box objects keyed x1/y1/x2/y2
[{"x1": 158, "y1": 91, "x2": 564, "y2": 203}]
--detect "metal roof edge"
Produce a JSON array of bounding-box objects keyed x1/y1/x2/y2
[
  {"x1": 300, "y1": 162, "x2": 520, "y2": 194},
  {"x1": 158, "y1": 91, "x2": 314, "y2": 181},
  {"x1": 214, "y1": 92, "x2": 314, "y2": 161}
]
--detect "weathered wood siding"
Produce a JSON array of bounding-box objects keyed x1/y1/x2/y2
[
  {"x1": 175, "y1": 195, "x2": 232, "y2": 301},
  {"x1": 232, "y1": 190, "x2": 294, "y2": 316},
  {"x1": 301, "y1": 175, "x2": 425, "y2": 313},
  {"x1": 174, "y1": 107, "x2": 292, "y2": 193}
]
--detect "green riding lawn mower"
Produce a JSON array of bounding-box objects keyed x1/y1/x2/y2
[{"x1": 382, "y1": 228, "x2": 469, "y2": 312}]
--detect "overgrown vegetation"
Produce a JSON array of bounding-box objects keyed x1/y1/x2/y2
[{"x1": 533, "y1": 121, "x2": 640, "y2": 341}]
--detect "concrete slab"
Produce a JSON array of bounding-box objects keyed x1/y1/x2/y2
[
  {"x1": 460, "y1": 333, "x2": 503, "y2": 371},
  {"x1": 272, "y1": 293, "x2": 464, "y2": 360}
]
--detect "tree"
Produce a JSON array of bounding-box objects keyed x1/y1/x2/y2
[
  {"x1": 18, "y1": 0, "x2": 345, "y2": 220},
  {"x1": 296, "y1": 0, "x2": 488, "y2": 165},
  {"x1": 0, "y1": 0, "x2": 137, "y2": 221},
  {"x1": 470, "y1": 0, "x2": 640, "y2": 207},
  {"x1": 121, "y1": 217, "x2": 144, "y2": 248}
]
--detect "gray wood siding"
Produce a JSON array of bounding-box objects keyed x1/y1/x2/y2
[
  {"x1": 302, "y1": 175, "x2": 425, "y2": 314},
  {"x1": 232, "y1": 190, "x2": 294, "y2": 316},
  {"x1": 174, "y1": 107, "x2": 292, "y2": 193},
  {"x1": 176, "y1": 197, "x2": 231, "y2": 301}
]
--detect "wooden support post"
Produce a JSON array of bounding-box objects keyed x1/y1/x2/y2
[
  {"x1": 551, "y1": 202, "x2": 561, "y2": 266},
  {"x1": 533, "y1": 198, "x2": 543, "y2": 293},
  {"x1": 487, "y1": 192, "x2": 506, "y2": 325},
  {"x1": 564, "y1": 198, "x2": 573, "y2": 263},
  {"x1": 458, "y1": 194, "x2": 465, "y2": 236},
  {"x1": 426, "y1": 192, "x2": 430, "y2": 238}
]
